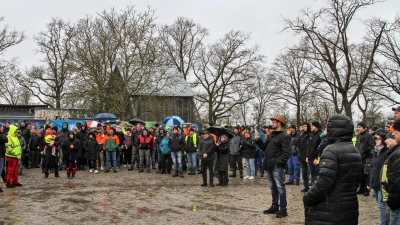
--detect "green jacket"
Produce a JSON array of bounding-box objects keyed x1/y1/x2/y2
[{"x1": 5, "y1": 125, "x2": 22, "y2": 159}]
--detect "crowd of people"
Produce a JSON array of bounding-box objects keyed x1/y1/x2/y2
[{"x1": 1, "y1": 107, "x2": 400, "y2": 224}]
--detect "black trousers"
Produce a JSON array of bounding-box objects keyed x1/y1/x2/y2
[
  {"x1": 124, "y1": 147, "x2": 132, "y2": 165},
  {"x1": 201, "y1": 160, "x2": 214, "y2": 184},
  {"x1": 44, "y1": 155, "x2": 59, "y2": 175},
  {"x1": 218, "y1": 171, "x2": 229, "y2": 185},
  {"x1": 300, "y1": 159, "x2": 309, "y2": 188},
  {"x1": 160, "y1": 154, "x2": 172, "y2": 173},
  {"x1": 30, "y1": 149, "x2": 41, "y2": 166},
  {"x1": 230, "y1": 155, "x2": 243, "y2": 170}
]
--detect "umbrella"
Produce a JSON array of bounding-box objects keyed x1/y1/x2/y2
[
  {"x1": 206, "y1": 126, "x2": 234, "y2": 139},
  {"x1": 162, "y1": 116, "x2": 184, "y2": 126},
  {"x1": 86, "y1": 121, "x2": 103, "y2": 128},
  {"x1": 93, "y1": 113, "x2": 118, "y2": 121},
  {"x1": 129, "y1": 118, "x2": 145, "y2": 126}
]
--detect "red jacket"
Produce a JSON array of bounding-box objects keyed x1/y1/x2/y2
[{"x1": 138, "y1": 134, "x2": 155, "y2": 150}]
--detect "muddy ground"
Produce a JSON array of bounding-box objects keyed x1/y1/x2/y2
[{"x1": 1, "y1": 167, "x2": 379, "y2": 225}]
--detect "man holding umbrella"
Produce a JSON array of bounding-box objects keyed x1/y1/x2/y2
[{"x1": 256, "y1": 115, "x2": 291, "y2": 218}]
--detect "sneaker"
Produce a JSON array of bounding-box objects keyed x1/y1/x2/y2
[
  {"x1": 89, "y1": 169, "x2": 93, "y2": 173},
  {"x1": 94, "y1": 170, "x2": 99, "y2": 174},
  {"x1": 123, "y1": 164, "x2": 127, "y2": 167},
  {"x1": 101, "y1": 166, "x2": 104, "y2": 171},
  {"x1": 276, "y1": 208, "x2": 288, "y2": 218},
  {"x1": 248, "y1": 176, "x2": 255, "y2": 180},
  {"x1": 243, "y1": 176, "x2": 250, "y2": 179},
  {"x1": 263, "y1": 204, "x2": 279, "y2": 214}
]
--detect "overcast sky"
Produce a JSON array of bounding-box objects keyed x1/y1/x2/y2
[{"x1": 1, "y1": 0, "x2": 399, "y2": 69}]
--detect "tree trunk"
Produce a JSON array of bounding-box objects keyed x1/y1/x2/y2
[
  {"x1": 296, "y1": 103, "x2": 301, "y2": 128},
  {"x1": 342, "y1": 95, "x2": 353, "y2": 120}
]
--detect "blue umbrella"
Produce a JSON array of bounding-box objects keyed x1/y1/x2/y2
[
  {"x1": 93, "y1": 113, "x2": 118, "y2": 121},
  {"x1": 162, "y1": 116, "x2": 184, "y2": 126}
]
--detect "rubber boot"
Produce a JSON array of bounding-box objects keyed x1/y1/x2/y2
[
  {"x1": 229, "y1": 170, "x2": 236, "y2": 177},
  {"x1": 66, "y1": 168, "x2": 70, "y2": 178},
  {"x1": 239, "y1": 170, "x2": 243, "y2": 178},
  {"x1": 44, "y1": 173, "x2": 49, "y2": 179},
  {"x1": 209, "y1": 176, "x2": 214, "y2": 187}
]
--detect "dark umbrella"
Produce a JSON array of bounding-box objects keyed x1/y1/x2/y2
[
  {"x1": 206, "y1": 126, "x2": 234, "y2": 139},
  {"x1": 129, "y1": 118, "x2": 145, "y2": 126},
  {"x1": 93, "y1": 113, "x2": 118, "y2": 121}
]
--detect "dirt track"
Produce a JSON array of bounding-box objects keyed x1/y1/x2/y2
[{"x1": 1, "y1": 167, "x2": 379, "y2": 224}]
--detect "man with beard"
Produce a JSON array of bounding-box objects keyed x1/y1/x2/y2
[
  {"x1": 355, "y1": 121, "x2": 375, "y2": 196},
  {"x1": 256, "y1": 115, "x2": 291, "y2": 218},
  {"x1": 19, "y1": 120, "x2": 31, "y2": 169},
  {"x1": 298, "y1": 122, "x2": 311, "y2": 192},
  {"x1": 57, "y1": 122, "x2": 70, "y2": 171},
  {"x1": 306, "y1": 122, "x2": 322, "y2": 188},
  {"x1": 75, "y1": 124, "x2": 88, "y2": 170}
]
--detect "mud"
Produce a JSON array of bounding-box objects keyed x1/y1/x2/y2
[{"x1": 0, "y1": 168, "x2": 379, "y2": 224}]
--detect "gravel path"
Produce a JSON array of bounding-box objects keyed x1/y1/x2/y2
[{"x1": 0, "y1": 167, "x2": 379, "y2": 224}]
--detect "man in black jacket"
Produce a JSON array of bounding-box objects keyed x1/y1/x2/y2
[
  {"x1": 256, "y1": 115, "x2": 291, "y2": 218},
  {"x1": 229, "y1": 126, "x2": 243, "y2": 178},
  {"x1": 0, "y1": 123, "x2": 8, "y2": 189},
  {"x1": 57, "y1": 122, "x2": 69, "y2": 170},
  {"x1": 75, "y1": 124, "x2": 88, "y2": 170},
  {"x1": 168, "y1": 127, "x2": 185, "y2": 178},
  {"x1": 128, "y1": 123, "x2": 142, "y2": 171},
  {"x1": 306, "y1": 121, "x2": 322, "y2": 187},
  {"x1": 298, "y1": 122, "x2": 311, "y2": 192},
  {"x1": 355, "y1": 121, "x2": 375, "y2": 196},
  {"x1": 198, "y1": 130, "x2": 216, "y2": 187},
  {"x1": 384, "y1": 122, "x2": 400, "y2": 224},
  {"x1": 303, "y1": 114, "x2": 363, "y2": 225},
  {"x1": 286, "y1": 124, "x2": 300, "y2": 185},
  {"x1": 19, "y1": 120, "x2": 32, "y2": 169}
]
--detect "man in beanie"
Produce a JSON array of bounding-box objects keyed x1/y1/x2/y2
[
  {"x1": 355, "y1": 121, "x2": 375, "y2": 196},
  {"x1": 256, "y1": 115, "x2": 291, "y2": 218},
  {"x1": 285, "y1": 124, "x2": 300, "y2": 185},
  {"x1": 168, "y1": 127, "x2": 185, "y2": 178},
  {"x1": 57, "y1": 122, "x2": 70, "y2": 170},
  {"x1": 306, "y1": 121, "x2": 322, "y2": 187},
  {"x1": 382, "y1": 122, "x2": 400, "y2": 224},
  {"x1": 303, "y1": 115, "x2": 363, "y2": 224}
]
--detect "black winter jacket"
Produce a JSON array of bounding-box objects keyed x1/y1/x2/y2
[
  {"x1": 62, "y1": 132, "x2": 81, "y2": 161},
  {"x1": 256, "y1": 129, "x2": 291, "y2": 170},
  {"x1": 131, "y1": 129, "x2": 143, "y2": 147},
  {"x1": 383, "y1": 144, "x2": 400, "y2": 210},
  {"x1": 30, "y1": 133, "x2": 42, "y2": 150},
  {"x1": 303, "y1": 114, "x2": 363, "y2": 225},
  {"x1": 84, "y1": 132, "x2": 99, "y2": 161},
  {"x1": 0, "y1": 132, "x2": 8, "y2": 157},
  {"x1": 57, "y1": 127, "x2": 70, "y2": 142},
  {"x1": 298, "y1": 123, "x2": 311, "y2": 161},
  {"x1": 215, "y1": 141, "x2": 230, "y2": 171},
  {"x1": 19, "y1": 124, "x2": 31, "y2": 147},
  {"x1": 241, "y1": 137, "x2": 256, "y2": 159},
  {"x1": 355, "y1": 130, "x2": 374, "y2": 159},
  {"x1": 197, "y1": 136, "x2": 215, "y2": 160},
  {"x1": 369, "y1": 146, "x2": 389, "y2": 190},
  {"x1": 168, "y1": 134, "x2": 185, "y2": 153},
  {"x1": 307, "y1": 129, "x2": 322, "y2": 160},
  {"x1": 290, "y1": 132, "x2": 300, "y2": 155},
  {"x1": 184, "y1": 135, "x2": 198, "y2": 153}
]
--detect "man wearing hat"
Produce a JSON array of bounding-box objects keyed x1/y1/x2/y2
[
  {"x1": 383, "y1": 122, "x2": 400, "y2": 224},
  {"x1": 355, "y1": 121, "x2": 375, "y2": 196},
  {"x1": 256, "y1": 115, "x2": 291, "y2": 218}
]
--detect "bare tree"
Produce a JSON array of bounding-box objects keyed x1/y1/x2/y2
[
  {"x1": 284, "y1": 0, "x2": 386, "y2": 119},
  {"x1": 272, "y1": 46, "x2": 313, "y2": 127},
  {"x1": 370, "y1": 16, "x2": 400, "y2": 104},
  {"x1": 159, "y1": 17, "x2": 208, "y2": 81},
  {"x1": 192, "y1": 30, "x2": 264, "y2": 124},
  {"x1": 0, "y1": 16, "x2": 25, "y2": 61},
  {"x1": 17, "y1": 18, "x2": 75, "y2": 108},
  {"x1": 0, "y1": 65, "x2": 24, "y2": 104}
]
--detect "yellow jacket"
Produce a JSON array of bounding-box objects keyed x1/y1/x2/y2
[{"x1": 5, "y1": 125, "x2": 22, "y2": 159}]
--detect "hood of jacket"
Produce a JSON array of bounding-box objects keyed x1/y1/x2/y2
[
  {"x1": 303, "y1": 122, "x2": 311, "y2": 135},
  {"x1": 327, "y1": 114, "x2": 353, "y2": 144},
  {"x1": 8, "y1": 125, "x2": 18, "y2": 137},
  {"x1": 87, "y1": 131, "x2": 96, "y2": 140},
  {"x1": 68, "y1": 131, "x2": 76, "y2": 140}
]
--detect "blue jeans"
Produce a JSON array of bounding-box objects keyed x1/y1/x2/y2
[
  {"x1": 171, "y1": 151, "x2": 182, "y2": 172},
  {"x1": 59, "y1": 146, "x2": 64, "y2": 169},
  {"x1": 105, "y1": 151, "x2": 117, "y2": 171},
  {"x1": 288, "y1": 156, "x2": 300, "y2": 183},
  {"x1": 150, "y1": 149, "x2": 156, "y2": 168},
  {"x1": 245, "y1": 158, "x2": 255, "y2": 177},
  {"x1": 255, "y1": 151, "x2": 264, "y2": 176},
  {"x1": 373, "y1": 189, "x2": 386, "y2": 225},
  {"x1": 266, "y1": 166, "x2": 287, "y2": 208},
  {"x1": 186, "y1": 152, "x2": 197, "y2": 169},
  {"x1": 390, "y1": 207, "x2": 400, "y2": 225}
]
